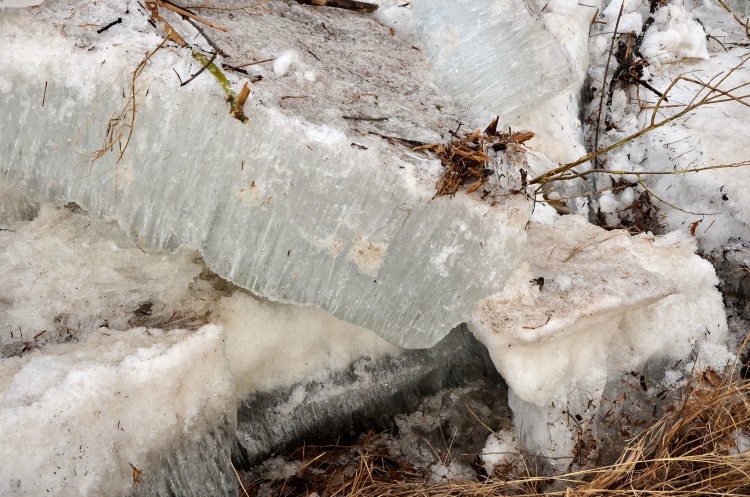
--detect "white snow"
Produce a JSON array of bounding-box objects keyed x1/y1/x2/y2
[
  {"x1": 0, "y1": 190, "x2": 402, "y2": 493},
  {"x1": 0, "y1": 204, "x2": 202, "y2": 344},
  {"x1": 472, "y1": 216, "x2": 728, "y2": 460},
  {"x1": 480, "y1": 430, "x2": 521, "y2": 478},
  {"x1": 273, "y1": 50, "x2": 299, "y2": 77},
  {"x1": 0, "y1": 325, "x2": 234, "y2": 496},
  {"x1": 220, "y1": 293, "x2": 399, "y2": 396},
  {"x1": 603, "y1": 0, "x2": 644, "y2": 34},
  {"x1": 641, "y1": 4, "x2": 709, "y2": 62},
  {"x1": 428, "y1": 461, "x2": 475, "y2": 484},
  {"x1": 372, "y1": 4, "x2": 416, "y2": 36},
  {"x1": 587, "y1": 1, "x2": 750, "y2": 250}
]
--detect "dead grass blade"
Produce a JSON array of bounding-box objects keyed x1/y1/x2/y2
[
  {"x1": 88, "y1": 38, "x2": 167, "y2": 167},
  {"x1": 156, "y1": 0, "x2": 228, "y2": 31}
]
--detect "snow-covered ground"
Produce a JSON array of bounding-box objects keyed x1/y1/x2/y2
[
  {"x1": 1, "y1": 0, "x2": 750, "y2": 494},
  {"x1": 588, "y1": 0, "x2": 750, "y2": 251}
]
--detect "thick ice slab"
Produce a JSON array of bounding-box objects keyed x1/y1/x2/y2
[
  {"x1": 0, "y1": 1, "x2": 530, "y2": 349},
  {"x1": 413, "y1": 0, "x2": 576, "y2": 119}
]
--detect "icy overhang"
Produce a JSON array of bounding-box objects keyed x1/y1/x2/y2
[{"x1": 0, "y1": 0, "x2": 533, "y2": 348}]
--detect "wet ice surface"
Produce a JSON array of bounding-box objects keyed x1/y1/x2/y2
[
  {"x1": 235, "y1": 325, "x2": 505, "y2": 466},
  {"x1": 1, "y1": 0, "x2": 749, "y2": 493},
  {"x1": 0, "y1": 0, "x2": 532, "y2": 349}
]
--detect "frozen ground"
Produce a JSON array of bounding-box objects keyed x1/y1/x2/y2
[{"x1": 1, "y1": 0, "x2": 750, "y2": 494}]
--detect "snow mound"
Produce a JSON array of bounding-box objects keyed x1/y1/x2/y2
[
  {"x1": 0, "y1": 325, "x2": 235, "y2": 496},
  {"x1": 472, "y1": 216, "x2": 728, "y2": 461}
]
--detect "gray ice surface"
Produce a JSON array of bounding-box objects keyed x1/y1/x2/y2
[
  {"x1": 413, "y1": 0, "x2": 576, "y2": 119},
  {"x1": 234, "y1": 325, "x2": 506, "y2": 466},
  {"x1": 0, "y1": 0, "x2": 534, "y2": 348},
  {"x1": 128, "y1": 419, "x2": 237, "y2": 497}
]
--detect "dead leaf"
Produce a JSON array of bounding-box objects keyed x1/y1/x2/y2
[{"x1": 690, "y1": 220, "x2": 702, "y2": 236}]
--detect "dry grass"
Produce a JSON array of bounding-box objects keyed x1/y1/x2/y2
[
  {"x1": 415, "y1": 118, "x2": 534, "y2": 199},
  {"x1": 88, "y1": 39, "x2": 166, "y2": 168},
  {"x1": 88, "y1": 0, "x2": 258, "y2": 166},
  {"x1": 245, "y1": 365, "x2": 750, "y2": 496}
]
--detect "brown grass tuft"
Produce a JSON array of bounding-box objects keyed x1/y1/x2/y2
[{"x1": 416, "y1": 117, "x2": 534, "y2": 199}]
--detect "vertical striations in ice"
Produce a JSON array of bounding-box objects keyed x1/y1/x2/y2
[
  {"x1": 127, "y1": 418, "x2": 237, "y2": 497},
  {"x1": 0, "y1": 77, "x2": 530, "y2": 349},
  {"x1": 413, "y1": 0, "x2": 576, "y2": 118},
  {"x1": 234, "y1": 325, "x2": 505, "y2": 464}
]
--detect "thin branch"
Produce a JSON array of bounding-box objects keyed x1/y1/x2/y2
[
  {"x1": 635, "y1": 174, "x2": 719, "y2": 216},
  {"x1": 531, "y1": 54, "x2": 750, "y2": 186},
  {"x1": 89, "y1": 38, "x2": 168, "y2": 166},
  {"x1": 593, "y1": 2, "x2": 624, "y2": 170},
  {"x1": 548, "y1": 160, "x2": 750, "y2": 182},
  {"x1": 295, "y1": 0, "x2": 378, "y2": 13},
  {"x1": 180, "y1": 51, "x2": 217, "y2": 86},
  {"x1": 156, "y1": 0, "x2": 228, "y2": 31},
  {"x1": 184, "y1": 16, "x2": 230, "y2": 57}
]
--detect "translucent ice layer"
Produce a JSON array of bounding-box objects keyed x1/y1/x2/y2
[
  {"x1": 413, "y1": 0, "x2": 576, "y2": 118},
  {"x1": 0, "y1": 4, "x2": 531, "y2": 348}
]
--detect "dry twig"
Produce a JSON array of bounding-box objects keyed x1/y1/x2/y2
[{"x1": 532, "y1": 54, "x2": 750, "y2": 187}]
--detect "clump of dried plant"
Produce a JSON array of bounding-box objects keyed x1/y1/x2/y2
[{"x1": 416, "y1": 117, "x2": 534, "y2": 199}]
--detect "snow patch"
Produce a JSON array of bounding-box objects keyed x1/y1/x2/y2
[
  {"x1": 0, "y1": 325, "x2": 234, "y2": 497},
  {"x1": 472, "y1": 217, "x2": 728, "y2": 461}
]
